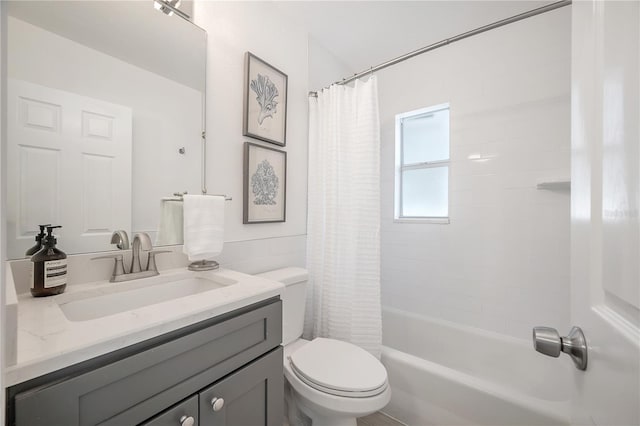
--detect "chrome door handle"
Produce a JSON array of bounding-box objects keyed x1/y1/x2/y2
[{"x1": 532, "y1": 326, "x2": 588, "y2": 370}]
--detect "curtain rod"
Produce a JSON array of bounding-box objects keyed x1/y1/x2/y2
[{"x1": 308, "y1": 0, "x2": 571, "y2": 97}]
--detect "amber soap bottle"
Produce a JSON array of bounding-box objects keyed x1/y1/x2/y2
[{"x1": 30, "y1": 225, "x2": 67, "y2": 297}]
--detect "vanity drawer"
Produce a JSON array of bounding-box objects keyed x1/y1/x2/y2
[{"x1": 13, "y1": 299, "x2": 282, "y2": 426}]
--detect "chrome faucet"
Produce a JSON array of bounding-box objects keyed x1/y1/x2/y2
[
  {"x1": 92, "y1": 231, "x2": 170, "y2": 282},
  {"x1": 131, "y1": 233, "x2": 153, "y2": 273}
]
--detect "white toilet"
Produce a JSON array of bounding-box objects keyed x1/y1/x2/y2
[{"x1": 257, "y1": 267, "x2": 391, "y2": 426}]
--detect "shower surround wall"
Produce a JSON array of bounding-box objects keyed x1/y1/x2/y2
[{"x1": 378, "y1": 8, "x2": 571, "y2": 339}]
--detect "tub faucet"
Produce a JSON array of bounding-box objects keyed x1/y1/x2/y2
[{"x1": 131, "y1": 232, "x2": 153, "y2": 273}]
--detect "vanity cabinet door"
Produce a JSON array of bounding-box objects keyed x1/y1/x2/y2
[
  {"x1": 141, "y1": 395, "x2": 199, "y2": 426},
  {"x1": 199, "y1": 347, "x2": 283, "y2": 426}
]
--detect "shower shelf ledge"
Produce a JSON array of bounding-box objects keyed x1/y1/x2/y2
[{"x1": 536, "y1": 179, "x2": 571, "y2": 191}]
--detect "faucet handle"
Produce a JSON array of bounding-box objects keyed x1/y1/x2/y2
[
  {"x1": 146, "y1": 250, "x2": 171, "y2": 273},
  {"x1": 92, "y1": 254, "x2": 126, "y2": 282},
  {"x1": 111, "y1": 230, "x2": 130, "y2": 250},
  {"x1": 132, "y1": 232, "x2": 153, "y2": 251}
]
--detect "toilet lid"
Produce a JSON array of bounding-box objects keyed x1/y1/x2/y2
[{"x1": 289, "y1": 338, "x2": 388, "y2": 396}]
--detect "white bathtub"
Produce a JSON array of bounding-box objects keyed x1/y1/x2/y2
[{"x1": 381, "y1": 307, "x2": 571, "y2": 426}]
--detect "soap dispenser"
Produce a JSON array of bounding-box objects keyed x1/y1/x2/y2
[
  {"x1": 30, "y1": 225, "x2": 67, "y2": 297},
  {"x1": 25, "y1": 224, "x2": 51, "y2": 256}
]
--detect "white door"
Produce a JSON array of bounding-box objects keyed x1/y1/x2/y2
[
  {"x1": 7, "y1": 80, "x2": 132, "y2": 258},
  {"x1": 570, "y1": 1, "x2": 640, "y2": 425}
]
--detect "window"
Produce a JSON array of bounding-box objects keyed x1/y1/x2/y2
[{"x1": 395, "y1": 104, "x2": 450, "y2": 222}]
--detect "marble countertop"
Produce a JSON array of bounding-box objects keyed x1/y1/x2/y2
[{"x1": 4, "y1": 267, "x2": 284, "y2": 387}]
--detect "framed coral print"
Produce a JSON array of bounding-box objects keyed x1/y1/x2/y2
[
  {"x1": 243, "y1": 52, "x2": 288, "y2": 146},
  {"x1": 243, "y1": 142, "x2": 287, "y2": 223}
]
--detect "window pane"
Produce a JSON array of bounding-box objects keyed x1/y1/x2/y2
[
  {"x1": 402, "y1": 166, "x2": 448, "y2": 217},
  {"x1": 402, "y1": 108, "x2": 449, "y2": 164}
]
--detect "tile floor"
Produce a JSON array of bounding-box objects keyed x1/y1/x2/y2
[{"x1": 357, "y1": 412, "x2": 406, "y2": 426}]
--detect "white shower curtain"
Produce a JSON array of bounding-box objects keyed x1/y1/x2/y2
[{"x1": 305, "y1": 77, "x2": 382, "y2": 357}]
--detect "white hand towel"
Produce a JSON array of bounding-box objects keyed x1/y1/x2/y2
[
  {"x1": 156, "y1": 199, "x2": 184, "y2": 246},
  {"x1": 182, "y1": 195, "x2": 225, "y2": 261}
]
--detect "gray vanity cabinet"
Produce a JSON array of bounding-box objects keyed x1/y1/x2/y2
[{"x1": 8, "y1": 298, "x2": 283, "y2": 426}]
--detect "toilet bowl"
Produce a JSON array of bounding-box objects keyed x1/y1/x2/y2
[
  {"x1": 257, "y1": 268, "x2": 391, "y2": 426},
  {"x1": 284, "y1": 338, "x2": 391, "y2": 426}
]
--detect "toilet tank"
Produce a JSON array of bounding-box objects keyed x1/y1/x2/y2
[{"x1": 256, "y1": 267, "x2": 308, "y2": 345}]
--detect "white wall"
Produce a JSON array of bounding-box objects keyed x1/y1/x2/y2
[
  {"x1": 379, "y1": 8, "x2": 571, "y2": 340},
  {"x1": 7, "y1": 17, "x2": 202, "y2": 247},
  {"x1": 194, "y1": 2, "x2": 308, "y2": 247},
  {"x1": 308, "y1": 35, "x2": 353, "y2": 91}
]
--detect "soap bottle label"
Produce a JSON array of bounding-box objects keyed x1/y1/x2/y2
[{"x1": 43, "y1": 259, "x2": 67, "y2": 288}]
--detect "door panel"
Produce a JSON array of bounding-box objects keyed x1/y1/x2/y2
[
  {"x1": 16, "y1": 145, "x2": 60, "y2": 236},
  {"x1": 7, "y1": 79, "x2": 132, "y2": 257},
  {"x1": 571, "y1": 1, "x2": 640, "y2": 425}
]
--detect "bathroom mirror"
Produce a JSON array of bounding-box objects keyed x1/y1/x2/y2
[{"x1": 5, "y1": 1, "x2": 206, "y2": 259}]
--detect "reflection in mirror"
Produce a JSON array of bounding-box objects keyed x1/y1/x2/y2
[{"x1": 6, "y1": 1, "x2": 206, "y2": 259}]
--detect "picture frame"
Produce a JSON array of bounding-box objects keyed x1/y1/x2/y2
[
  {"x1": 243, "y1": 52, "x2": 288, "y2": 147},
  {"x1": 243, "y1": 142, "x2": 287, "y2": 223}
]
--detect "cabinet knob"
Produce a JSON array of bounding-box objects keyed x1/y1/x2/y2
[
  {"x1": 179, "y1": 415, "x2": 195, "y2": 426},
  {"x1": 211, "y1": 397, "x2": 225, "y2": 412}
]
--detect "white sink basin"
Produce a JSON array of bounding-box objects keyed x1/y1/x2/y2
[{"x1": 57, "y1": 273, "x2": 236, "y2": 322}]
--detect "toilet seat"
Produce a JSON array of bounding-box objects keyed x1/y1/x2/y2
[{"x1": 289, "y1": 338, "x2": 388, "y2": 398}]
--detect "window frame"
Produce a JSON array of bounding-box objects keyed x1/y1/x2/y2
[{"x1": 394, "y1": 103, "x2": 450, "y2": 224}]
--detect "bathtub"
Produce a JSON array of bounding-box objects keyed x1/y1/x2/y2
[{"x1": 380, "y1": 307, "x2": 571, "y2": 426}]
